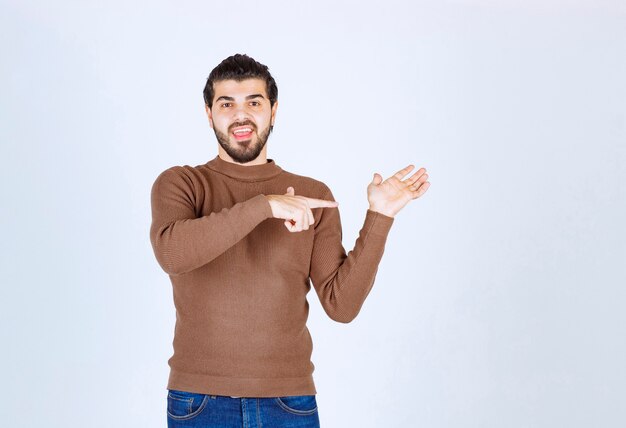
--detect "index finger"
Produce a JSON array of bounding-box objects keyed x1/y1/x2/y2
[
  {"x1": 393, "y1": 164, "x2": 416, "y2": 180},
  {"x1": 303, "y1": 197, "x2": 339, "y2": 208}
]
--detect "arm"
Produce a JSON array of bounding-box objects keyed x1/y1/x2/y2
[
  {"x1": 149, "y1": 167, "x2": 274, "y2": 276},
  {"x1": 309, "y1": 187, "x2": 394, "y2": 323}
]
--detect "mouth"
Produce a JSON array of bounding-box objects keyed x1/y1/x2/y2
[{"x1": 231, "y1": 125, "x2": 254, "y2": 141}]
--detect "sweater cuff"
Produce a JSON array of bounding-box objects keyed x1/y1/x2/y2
[
  {"x1": 256, "y1": 194, "x2": 274, "y2": 220},
  {"x1": 365, "y1": 208, "x2": 395, "y2": 235}
]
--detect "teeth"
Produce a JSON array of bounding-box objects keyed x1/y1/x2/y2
[{"x1": 233, "y1": 128, "x2": 252, "y2": 134}]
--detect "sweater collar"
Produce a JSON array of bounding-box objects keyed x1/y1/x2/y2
[{"x1": 204, "y1": 155, "x2": 283, "y2": 181}]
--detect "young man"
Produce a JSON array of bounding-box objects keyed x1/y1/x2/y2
[{"x1": 150, "y1": 53, "x2": 430, "y2": 427}]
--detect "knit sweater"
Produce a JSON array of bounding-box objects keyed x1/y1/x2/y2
[{"x1": 149, "y1": 155, "x2": 395, "y2": 397}]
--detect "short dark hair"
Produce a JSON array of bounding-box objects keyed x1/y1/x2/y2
[{"x1": 203, "y1": 53, "x2": 278, "y2": 110}]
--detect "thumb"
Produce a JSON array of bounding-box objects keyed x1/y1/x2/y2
[
  {"x1": 285, "y1": 186, "x2": 295, "y2": 195},
  {"x1": 371, "y1": 173, "x2": 383, "y2": 185}
]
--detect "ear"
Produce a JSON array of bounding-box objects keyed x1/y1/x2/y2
[
  {"x1": 205, "y1": 104, "x2": 214, "y2": 128},
  {"x1": 270, "y1": 100, "x2": 278, "y2": 126}
]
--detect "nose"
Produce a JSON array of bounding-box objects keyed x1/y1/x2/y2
[{"x1": 232, "y1": 104, "x2": 252, "y2": 122}]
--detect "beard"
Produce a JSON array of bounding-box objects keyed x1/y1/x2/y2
[{"x1": 213, "y1": 121, "x2": 273, "y2": 164}]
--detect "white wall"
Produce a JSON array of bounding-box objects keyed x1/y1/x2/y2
[{"x1": 1, "y1": 0, "x2": 624, "y2": 426}]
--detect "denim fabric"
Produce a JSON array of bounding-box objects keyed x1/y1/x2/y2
[{"x1": 167, "y1": 389, "x2": 320, "y2": 427}]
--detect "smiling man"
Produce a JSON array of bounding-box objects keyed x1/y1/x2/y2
[
  {"x1": 207, "y1": 77, "x2": 276, "y2": 165},
  {"x1": 149, "y1": 53, "x2": 430, "y2": 427}
]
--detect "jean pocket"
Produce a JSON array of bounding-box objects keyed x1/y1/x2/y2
[
  {"x1": 274, "y1": 395, "x2": 318, "y2": 415},
  {"x1": 167, "y1": 389, "x2": 209, "y2": 420}
]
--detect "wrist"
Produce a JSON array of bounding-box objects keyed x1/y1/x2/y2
[{"x1": 368, "y1": 205, "x2": 395, "y2": 218}]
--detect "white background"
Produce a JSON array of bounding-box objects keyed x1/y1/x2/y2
[{"x1": 1, "y1": 1, "x2": 625, "y2": 427}]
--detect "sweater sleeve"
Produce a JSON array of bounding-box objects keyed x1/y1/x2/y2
[
  {"x1": 149, "y1": 167, "x2": 274, "y2": 276},
  {"x1": 308, "y1": 187, "x2": 395, "y2": 323}
]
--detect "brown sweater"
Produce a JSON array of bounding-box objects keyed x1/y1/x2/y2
[{"x1": 149, "y1": 155, "x2": 394, "y2": 397}]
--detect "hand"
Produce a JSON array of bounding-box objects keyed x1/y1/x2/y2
[
  {"x1": 267, "y1": 187, "x2": 339, "y2": 232},
  {"x1": 367, "y1": 164, "x2": 430, "y2": 217}
]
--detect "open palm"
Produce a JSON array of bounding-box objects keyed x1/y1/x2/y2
[{"x1": 367, "y1": 164, "x2": 430, "y2": 217}]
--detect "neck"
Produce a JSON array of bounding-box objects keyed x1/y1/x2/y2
[
  {"x1": 217, "y1": 146, "x2": 268, "y2": 166},
  {"x1": 205, "y1": 154, "x2": 283, "y2": 182}
]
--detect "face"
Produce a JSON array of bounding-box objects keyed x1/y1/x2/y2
[{"x1": 206, "y1": 78, "x2": 278, "y2": 164}]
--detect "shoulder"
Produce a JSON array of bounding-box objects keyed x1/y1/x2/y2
[
  {"x1": 151, "y1": 164, "x2": 204, "y2": 195},
  {"x1": 153, "y1": 163, "x2": 205, "y2": 182}
]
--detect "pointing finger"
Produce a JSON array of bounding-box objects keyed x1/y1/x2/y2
[{"x1": 303, "y1": 197, "x2": 339, "y2": 209}]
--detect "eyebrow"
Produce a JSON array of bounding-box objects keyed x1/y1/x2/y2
[{"x1": 215, "y1": 94, "x2": 266, "y2": 103}]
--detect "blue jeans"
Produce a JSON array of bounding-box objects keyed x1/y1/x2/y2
[{"x1": 167, "y1": 389, "x2": 321, "y2": 427}]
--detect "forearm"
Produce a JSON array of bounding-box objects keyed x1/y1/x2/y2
[
  {"x1": 150, "y1": 194, "x2": 273, "y2": 276},
  {"x1": 313, "y1": 209, "x2": 394, "y2": 322}
]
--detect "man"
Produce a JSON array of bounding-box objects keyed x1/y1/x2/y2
[{"x1": 150, "y1": 53, "x2": 430, "y2": 428}]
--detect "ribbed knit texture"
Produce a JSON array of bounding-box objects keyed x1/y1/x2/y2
[{"x1": 150, "y1": 155, "x2": 395, "y2": 397}]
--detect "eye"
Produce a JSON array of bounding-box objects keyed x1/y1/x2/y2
[
  {"x1": 221, "y1": 102, "x2": 232, "y2": 108},
  {"x1": 250, "y1": 101, "x2": 260, "y2": 106}
]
